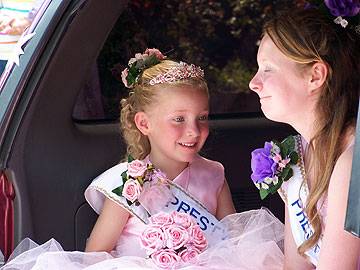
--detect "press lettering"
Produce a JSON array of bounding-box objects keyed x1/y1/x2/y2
[
  {"x1": 177, "y1": 201, "x2": 191, "y2": 213},
  {"x1": 296, "y1": 210, "x2": 307, "y2": 224},
  {"x1": 199, "y1": 216, "x2": 209, "y2": 230},
  {"x1": 291, "y1": 199, "x2": 303, "y2": 208},
  {"x1": 190, "y1": 208, "x2": 200, "y2": 220},
  {"x1": 170, "y1": 196, "x2": 179, "y2": 205},
  {"x1": 301, "y1": 220, "x2": 311, "y2": 234}
]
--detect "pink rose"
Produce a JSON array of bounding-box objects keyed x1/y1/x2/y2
[
  {"x1": 178, "y1": 246, "x2": 200, "y2": 262},
  {"x1": 127, "y1": 159, "x2": 148, "y2": 178},
  {"x1": 164, "y1": 224, "x2": 189, "y2": 250},
  {"x1": 140, "y1": 225, "x2": 166, "y2": 255},
  {"x1": 188, "y1": 225, "x2": 208, "y2": 252},
  {"x1": 171, "y1": 211, "x2": 194, "y2": 229},
  {"x1": 121, "y1": 68, "x2": 129, "y2": 88},
  {"x1": 144, "y1": 48, "x2": 166, "y2": 60},
  {"x1": 122, "y1": 179, "x2": 142, "y2": 203},
  {"x1": 149, "y1": 212, "x2": 174, "y2": 227},
  {"x1": 151, "y1": 249, "x2": 181, "y2": 269},
  {"x1": 135, "y1": 53, "x2": 145, "y2": 60}
]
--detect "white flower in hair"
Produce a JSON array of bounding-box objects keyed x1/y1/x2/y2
[{"x1": 333, "y1": 16, "x2": 349, "y2": 28}]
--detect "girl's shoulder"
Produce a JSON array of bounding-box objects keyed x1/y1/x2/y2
[
  {"x1": 329, "y1": 141, "x2": 354, "y2": 189},
  {"x1": 192, "y1": 155, "x2": 224, "y2": 176},
  {"x1": 329, "y1": 131, "x2": 355, "y2": 187}
]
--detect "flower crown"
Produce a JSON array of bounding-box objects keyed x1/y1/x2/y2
[
  {"x1": 121, "y1": 48, "x2": 204, "y2": 88},
  {"x1": 307, "y1": 0, "x2": 360, "y2": 34}
]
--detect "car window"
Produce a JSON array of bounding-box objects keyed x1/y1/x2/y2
[{"x1": 72, "y1": 1, "x2": 300, "y2": 121}]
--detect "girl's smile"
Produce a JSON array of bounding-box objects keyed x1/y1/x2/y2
[{"x1": 143, "y1": 85, "x2": 209, "y2": 178}]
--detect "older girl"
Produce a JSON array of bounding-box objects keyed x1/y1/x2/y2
[{"x1": 249, "y1": 3, "x2": 360, "y2": 269}]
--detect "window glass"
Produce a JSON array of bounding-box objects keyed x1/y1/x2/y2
[{"x1": 73, "y1": 1, "x2": 298, "y2": 121}]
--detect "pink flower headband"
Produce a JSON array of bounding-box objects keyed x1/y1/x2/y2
[{"x1": 121, "y1": 48, "x2": 204, "y2": 88}]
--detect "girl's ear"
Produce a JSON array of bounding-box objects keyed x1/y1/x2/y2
[
  {"x1": 134, "y1": 111, "x2": 150, "y2": 135},
  {"x1": 308, "y1": 62, "x2": 328, "y2": 95}
]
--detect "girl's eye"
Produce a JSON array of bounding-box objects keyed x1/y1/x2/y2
[
  {"x1": 199, "y1": 115, "x2": 208, "y2": 121},
  {"x1": 173, "y1": 116, "x2": 184, "y2": 122},
  {"x1": 263, "y1": 66, "x2": 272, "y2": 72}
]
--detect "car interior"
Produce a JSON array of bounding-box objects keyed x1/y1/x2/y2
[{"x1": 1, "y1": 0, "x2": 297, "y2": 256}]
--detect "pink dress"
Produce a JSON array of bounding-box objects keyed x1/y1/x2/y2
[
  {"x1": 2, "y1": 155, "x2": 284, "y2": 270},
  {"x1": 90, "y1": 155, "x2": 224, "y2": 258}
]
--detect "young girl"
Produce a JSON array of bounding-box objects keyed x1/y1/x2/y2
[
  {"x1": 84, "y1": 48, "x2": 236, "y2": 255},
  {"x1": 1, "y1": 49, "x2": 284, "y2": 270},
  {"x1": 81, "y1": 49, "x2": 285, "y2": 269},
  {"x1": 249, "y1": 3, "x2": 360, "y2": 270}
]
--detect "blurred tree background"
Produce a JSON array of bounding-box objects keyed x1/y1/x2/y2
[{"x1": 96, "y1": 0, "x2": 300, "y2": 119}]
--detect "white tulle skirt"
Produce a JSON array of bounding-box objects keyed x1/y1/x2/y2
[{"x1": 1, "y1": 208, "x2": 284, "y2": 270}]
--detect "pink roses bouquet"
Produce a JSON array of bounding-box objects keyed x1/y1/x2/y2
[
  {"x1": 140, "y1": 211, "x2": 208, "y2": 269},
  {"x1": 112, "y1": 156, "x2": 173, "y2": 214}
]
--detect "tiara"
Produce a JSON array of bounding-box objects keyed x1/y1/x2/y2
[{"x1": 149, "y1": 62, "x2": 204, "y2": 86}]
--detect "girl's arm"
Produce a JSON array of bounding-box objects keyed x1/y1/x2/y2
[
  {"x1": 284, "y1": 207, "x2": 314, "y2": 270},
  {"x1": 317, "y1": 146, "x2": 360, "y2": 269},
  {"x1": 216, "y1": 179, "x2": 236, "y2": 220},
  {"x1": 85, "y1": 197, "x2": 130, "y2": 252}
]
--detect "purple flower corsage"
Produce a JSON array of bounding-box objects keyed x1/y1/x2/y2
[{"x1": 251, "y1": 136, "x2": 299, "y2": 200}]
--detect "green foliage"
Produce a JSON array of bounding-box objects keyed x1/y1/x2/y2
[
  {"x1": 126, "y1": 55, "x2": 160, "y2": 87},
  {"x1": 281, "y1": 136, "x2": 295, "y2": 156},
  {"x1": 260, "y1": 188, "x2": 268, "y2": 200},
  {"x1": 112, "y1": 186, "x2": 123, "y2": 196},
  {"x1": 112, "y1": 170, "x2": 128, "y2": 196},
  {"x1": 208, "y1": 59, "x2": 255, "y2": 94},
  {"x1": 121, "y1": 170, "x2": 128, "y2": 182},
  {"x1": 97, "y1": 0, "x2": 301, "y2": 119}
]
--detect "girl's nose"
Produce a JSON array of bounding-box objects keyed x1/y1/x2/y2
[
  {"x1": 186, "y1": 122, "x2": 200, "y2": 137},
  {"x1": 249, "y1": 72, "x2": 262, "y2": 93}
]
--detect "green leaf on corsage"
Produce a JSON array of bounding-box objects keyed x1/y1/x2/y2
[{"x1": 112, "y1": 185, "x2": 124, "y2": 196}]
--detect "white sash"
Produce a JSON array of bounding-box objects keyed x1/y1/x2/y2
[
  {"x1": 163, "y1": 182, "x2": 228, "y2": 245},
  {"x1": 85, "y1": 163, "x2": 227, "y2": 248},
  {"x1": 285, "y1": 135, "x2": 321, "y2": 266}
]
